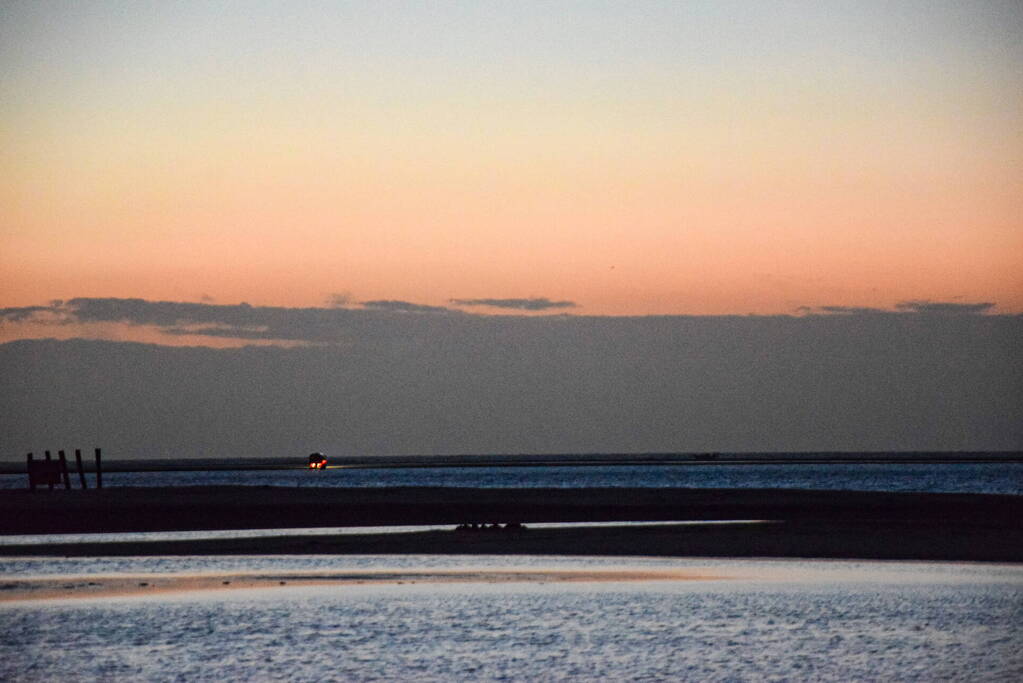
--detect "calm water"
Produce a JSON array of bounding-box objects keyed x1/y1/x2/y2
[
  {"x1": 0, "y1": 520, "x2": 766, "y2": 547},
  {"x1": 2, "y1": 556, "x2": 1021, "y2": 681},
  {"x1": 2, "y1": 462, "x2": 1022, "y2": 494}
]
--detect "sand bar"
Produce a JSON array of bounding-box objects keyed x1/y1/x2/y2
[{"x1": 0, "y1": 568, "x2": 726, "y2": 603}]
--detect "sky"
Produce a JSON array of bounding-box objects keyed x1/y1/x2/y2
[
  {"x1": 1, "y1": 2, "x2": 1021, "y2": 457},
  {"x1": 2, "y1": 0, "x2": 1021, "y2": 320}
]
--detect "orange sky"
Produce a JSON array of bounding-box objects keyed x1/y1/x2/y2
[{"x1": 2, "y1": 2, "x2": 1021, "y2": 317}]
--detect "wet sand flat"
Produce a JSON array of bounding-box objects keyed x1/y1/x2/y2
[{"x1": 0, "y1": 568, "x2": 727, "y2": 603}]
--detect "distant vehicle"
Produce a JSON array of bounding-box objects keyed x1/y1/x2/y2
[{"x1": 308, "y1": 452, "x2": 327, "y2": 469}]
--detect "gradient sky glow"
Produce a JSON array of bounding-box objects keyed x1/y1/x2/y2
[{"x1": 2, "y1": 1, "x2": 1021, "y2": 317}]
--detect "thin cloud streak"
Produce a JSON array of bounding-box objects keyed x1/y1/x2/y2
[
  {"x1": 0, "y1": 305, "x2": 53, "y2": 322},
  {"x1": 895, "y1": 301, "x2": 996, "y2": 315},
  {"x1": 326, "y1": 292, "x2": 352, "y2": 308},
  {"x1": 359, "y1": 300, "x2": 456, "y2": 314},
  {"x1": 799, "y1": 301, "x2": 998, "y2": 316},
  {"x1": 450, "y1": 297, "x2": 578, "y2": 311}
]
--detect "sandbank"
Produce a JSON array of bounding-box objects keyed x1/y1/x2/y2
[{"x1": 0, "y1": 568, "x2": 726, "y2": 603}]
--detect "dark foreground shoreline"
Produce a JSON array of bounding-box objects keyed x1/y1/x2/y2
[{"x1": 2, "y1": 486, "x2": 1021, "y2": 562}]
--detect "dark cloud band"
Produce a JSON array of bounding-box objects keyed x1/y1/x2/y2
[{"x1": 0, "y1": 297, "x2": 1010, "y2": 347}]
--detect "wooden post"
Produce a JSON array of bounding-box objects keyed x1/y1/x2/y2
[
  {"x1": 58, "y1": 451, "x2": 72, "y2": 490},
  {"x1": 95, "y1": 448, "x2": 103, "y2": 489},
  {"x1": 44, "y1": 451, "x2": 54, "y2": 490},
  {"x1": 75, "y1": 449, "x2": 88, "y2": 489},
  {"x1": 28, "y1": 453, "x2": 62, "y2": 491}
]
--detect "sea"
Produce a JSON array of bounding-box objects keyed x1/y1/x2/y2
[
  {"x1": 2, "y1": 555, "x2": 1021, "y2": 681},
  {"x1": 2, "y1": 461, "x2": 1022, "y2": 494},
  {"x1": 3, "y1": 461, "x2": 1021, "y2": 680}
]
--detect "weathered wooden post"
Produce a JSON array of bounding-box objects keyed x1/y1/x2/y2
[
  {"x1": 75, "y1": 449, "x2": 88, "y2": 489},
  {"x1": 28, "y1": 452, "x2": 63, "y2": 492},
  {"x1": 58, "y1": 451, "x2": 72, "y2": 490},
  {"x1": 44, "y1": 451, "x2": 54, "y2": 491},
  {"x1": 95, "y1": 448, "x2": 103, "y2": 489}
]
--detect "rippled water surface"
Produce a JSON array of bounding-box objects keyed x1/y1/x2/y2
[
  {"x1": 2, "y1": 556, "x2": 1021, "y2": 681},
  {"x1": 3, "y1": 462, "x2": 1022, "y2": 494}
]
